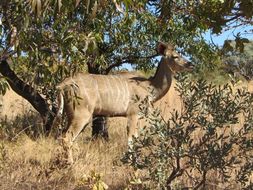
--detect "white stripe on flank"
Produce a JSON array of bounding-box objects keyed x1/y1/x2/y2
[
  {"x1": 113, "y1": 76, "x2": 121, "y2": 109},
  {"x1": 95, "y1": 78, "x2": 102, "y2": 113},
  {"x1": 120, "y1": 77, "x2": 127, "y2": 108},
  {"x1": 106, "y1": 76, "x2": 113, "y2": 106},
  {"x1": 111, "y1": 76, "x2": 120, "y2": 110},
  {"x1": 80, "y1": 78, "x2": 90, "y2": 103},
  {"x1": 124, "y1": 80, "x2": 130, "y2": 108},
  {"x1": 117, "y1": 76, "x2": 128, "y2": 111}
]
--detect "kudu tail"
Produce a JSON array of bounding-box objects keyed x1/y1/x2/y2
[
  {"x1": 52, "y1": 89, "x2": 64, "y2": 129},
  {"x1": 57, "y1": 91, "x2": 64, "y2": 117}
]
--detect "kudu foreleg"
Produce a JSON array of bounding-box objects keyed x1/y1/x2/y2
[
  {"x1": 63, "y1": 109, "x2": 92, "y2": 163},
  {"x1": 127, "y1": 114, "x2": 139, "y2": 147}
]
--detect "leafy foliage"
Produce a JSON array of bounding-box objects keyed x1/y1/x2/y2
[
  {"x1": 223, "y1": 40, "x2": 253, "y2": 80},
  {"x1": 122, "y1": 74, "x2": 253, "y2": 189}
]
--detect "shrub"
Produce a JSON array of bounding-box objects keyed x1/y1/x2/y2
[
  {"x1": 0, "y1": 113, "x2": 43, "y2": 140},
  {"x1": 122, "y1": 74, "x2": 253, "y2": 190}
]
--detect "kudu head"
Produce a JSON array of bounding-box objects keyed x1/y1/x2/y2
[{"x1": 157, "y1": 42, "x2": 194, "y2": 72}]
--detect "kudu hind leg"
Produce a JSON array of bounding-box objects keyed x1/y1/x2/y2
[{"x1": 63, "y1": 110, "x2": 92, "y2": 163}]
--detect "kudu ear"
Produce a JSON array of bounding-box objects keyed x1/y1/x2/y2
[{"x1": 157, "y1": 42, "x2": 167, "y2": 55}]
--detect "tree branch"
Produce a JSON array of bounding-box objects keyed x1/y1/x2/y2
[
  {"x1": 0, "y1": 59, "x2": 56, "y2": 133},
  {"x1": 193, "y1": 170, "x2": 207, "y2": 190},
  {"x1": 166, "y1": 155, "x2": 184, "y2": 188},
  {"x1": 224, "y1": 13, "x2": 242, "y2": 23},
  {"x1": 105, "y1": 54, "x2": 158, "y2": 74}
]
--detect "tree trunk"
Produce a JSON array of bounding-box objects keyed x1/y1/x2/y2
[
  {"x1": 0, "y1": 59, "x2": 56, "y2": 135},
  {"x1": 92, "y1": 116, "x2": 109, "y2": 140}
]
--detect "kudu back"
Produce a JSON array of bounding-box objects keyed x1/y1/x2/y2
[{"x1": 55, "y1": 42, "x2": 194, "y2": 163}]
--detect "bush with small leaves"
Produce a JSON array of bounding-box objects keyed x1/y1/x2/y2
[{"x1": 122, "y1": 74, "x2": 253, "y2": 190}]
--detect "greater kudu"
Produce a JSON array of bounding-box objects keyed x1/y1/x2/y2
[{"x1": 55, "y1": 42, "x2": 194, "y2": 162}]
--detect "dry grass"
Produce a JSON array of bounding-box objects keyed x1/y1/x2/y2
[{"x1": 0, "y1": 118, "x2": 132, "y2": 190}]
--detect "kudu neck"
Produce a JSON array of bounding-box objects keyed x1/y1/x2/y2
[{"x1": 149, "y1": 57, "x2": 173, "y2": 102}]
